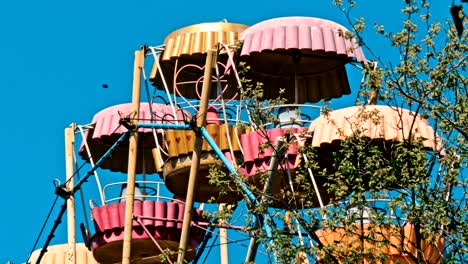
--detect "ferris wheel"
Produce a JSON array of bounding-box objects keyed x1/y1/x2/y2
[{"x1": 28, "y1": 17, "x2": 444, "y2": 264}]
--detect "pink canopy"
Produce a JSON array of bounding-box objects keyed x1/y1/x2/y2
[
  {"x1": 238, "y1": 127, "x2": 337, "y2": 208},
  {"x1": 92, "y1": 200, "x2": 206, "y2": 263},
  {"x1": 241, "y1": 16, "x2": 365, "y2": 60},
  {"x1": 238, "y1": 16, "x2": 366, "y2": 103},
  {"x1": 239, "y1": 127, "x2": 304, "y2": 177},
  {"x1": 309, "y1": 105, "x2": 443, "y2": 152},
  {"x1": 79, "y1": 103, "x2": 189, "y2": 174}
]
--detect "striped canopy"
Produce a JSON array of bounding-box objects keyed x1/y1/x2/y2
[
  {"x1": 308, "y1": 105, "x2": 442, "y2": 152},
  {"x1": 238, "y1": 16, "x2": 366, "y2": 103}
]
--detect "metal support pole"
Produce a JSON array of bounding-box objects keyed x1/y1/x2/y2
[
  {"x1": 34, "y1": 131, "x2": 130, "y2": 264},
  {"x1": 34, "y1": 201, "x2": 67, "y2": 264},
  {"x1": 73, "y1": 131, "x2": 130, "y2": 192},
  {"x1": 177, "y1": 49, "x2": 217, "y2": 263},
  {"x1": 193, "y1": 225, "x2": 216, "y2": 264},
  {"x1": 121, "y1": 48, "x2": 145, "y2": 264},
  {"x1": 137, "y1": 123, "x2": 191, "y2": 130},
  {"x1": 134, "y1": 216, "x2": 174, "y2": 264},
  {"x1": 200, "y1": 127, "x2": 278, "y2": 261},
  {"x1": 244, "y1": 237, "x2": 259, "y2": 264},
  {"x1": 245, "y1": 139, "x2": 285, "y2": 263},
  {"x1": 65, "y1": 124, "x2": 76, "y2": 264}
]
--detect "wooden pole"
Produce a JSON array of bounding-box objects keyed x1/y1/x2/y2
[
  {"x1": 369, "y1": 88, "x2": 378, "y2": 105},
  {"x1": 177, "y1": 49, "x2": 217, "y2": 263},
  {"x1": 65, "y1": 124, "x2": 76, "y2": 264},
  {"x1": 219, "y1": 204, "x2": 229, "y2": 264},
  {"x1": 121, "y1": 48, "x2": 144, "y2": 264}
]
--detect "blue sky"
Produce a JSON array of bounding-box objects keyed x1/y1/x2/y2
[{"x1": 0, "y1": 0, "x2": 456, "y2": 263}]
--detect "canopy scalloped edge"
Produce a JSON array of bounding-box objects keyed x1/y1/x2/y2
[
  {"x1": 308, "y1": 105, "x2": 443, "y2": 152},
  {"x1": 162, "y1": 22, "x2": 248, "y2": 61},
  {"x1": 240, "y1": 16, "x2": 366, "y2": 62}
]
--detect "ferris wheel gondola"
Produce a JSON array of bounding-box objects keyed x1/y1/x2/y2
[
  {"x1": 79, "y1": 102, "x2": 189, "y2": 174},
  {"x1": 150, "y1": 21, "x2": 248, "y2": 101},
  {"x1": 76, "y1": 102, "x2": 211, "y2": 263},
  {"x1": 235, "y1": 16, "x2": 366, "y2": 104},
  {"x1": 308, "y1": 104, "x2": 444, "y2": 190},
  {"x1": 308, "y1": 104, "x2": 445, "y2": 263}
]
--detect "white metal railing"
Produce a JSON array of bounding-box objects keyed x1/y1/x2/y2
[
  {"x1": 178, "y1": 101, "x2": 250, "y2": 126},
  {"x1": 102, "y1": 181, "x2": 182, "y2": 205},
  {"x1": 177, "y1": 101, "x2": 322, "y2": 128},
  {"x1": 258, "y1": 104, "x2": 322, "y2": 129},
  {"x1": 322, "y1": 198, "x2": 408, "y2": 224}
]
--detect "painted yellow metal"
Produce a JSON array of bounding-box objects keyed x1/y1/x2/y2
[
  {"x1": 162, "y1": 22, "x2": 248, "y2": 60},
  {"x1": 150, "y1": 22, "x2": 248, "y2": 100}
]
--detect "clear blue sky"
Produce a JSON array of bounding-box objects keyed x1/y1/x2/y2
[{"x1": 0, "y1": 0, "x2": 455, "y2": 263}]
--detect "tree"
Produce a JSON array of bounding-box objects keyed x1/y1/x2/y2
[
  {"x1": 207, "y1": 1, "x2": 467, "y2": 263},
  {"x1": 337, "y1": 1, "x2": 467, "y2": 262}
]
